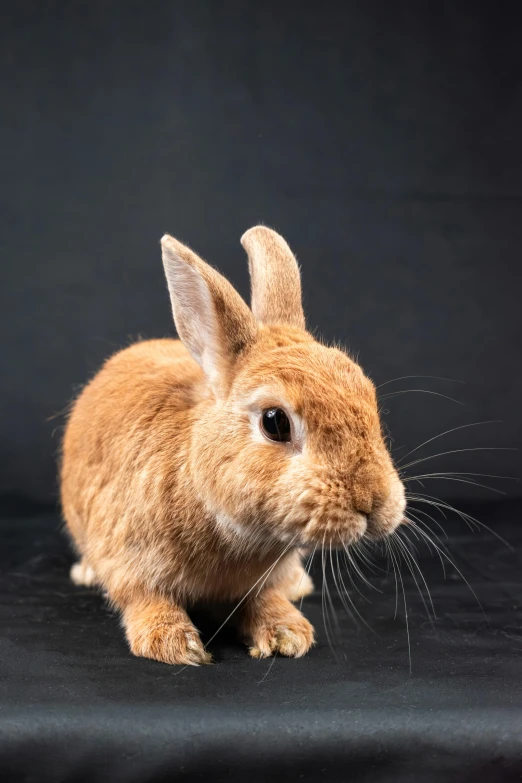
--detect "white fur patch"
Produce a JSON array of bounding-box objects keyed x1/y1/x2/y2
[{"x1": 70, "y1": 561, "x2": 97, "y2": 587}]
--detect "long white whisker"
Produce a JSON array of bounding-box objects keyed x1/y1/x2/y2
[
  {"x1": 385, "y1": 537, "x2": 399, "y2": 619},
  {"x1": 354, "y1": 539, "x2": 387, "y2": 576},
  {"x1": 325, "y1": 544, "x2": 340, "y2": 631},
  {"x1": 396, "y1": 420, "x2": 502, "y2": 465},
  {"x1": 405, "y1": 503, "x2": 449, "y2": 539},
  {"x1": 400, "y1": 446, "x2": 516, "y2": 473},
  {"x1": 377, "y1": 375, "x2": 465, "y2": 389},
  {"x1": 334, "y1": 547, "x2": 377, "y2": 633},
  {"x1": 321, "y1": 535, "x2": 338, "y2": 658},
  {"x1": 406, "y1": 493, "x2": 514, "y2": 551},
  {"x1": 406, "y1": 514, "x2": 450, "y2": 576},
  {"x1": 341, "y1": 548, "x2": 372, "y2": 602},
  {"x1": 379, "y1": 389, "x2": 464, "y2": 405},
  {"x1": 404, "y1": 470, "x2": 517, "y2": 481},
  {"x1": 406, "y1": 520, "x2": 488, "y2": 623},
  {"x1": 388, "y1": 535, "x2": 412, "y2": 674},
  {"x1": 395, "y1": 529, "x2": 436, "y2": 626},
  {"x1": 343, "y1": 543, "x2": 381, "y2": 592},
  {"x1": 330, "y1": 546, "x2": 359, "y2": 625},
  {"x1": 403, "y1": 474, "x2": 508, "y2": 495}
]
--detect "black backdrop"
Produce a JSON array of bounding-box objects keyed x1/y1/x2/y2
[{"x1": 1, "y1": 0, "x2": 521, "y2": 505}]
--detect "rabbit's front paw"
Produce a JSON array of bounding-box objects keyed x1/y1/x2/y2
[
  {"x1": 249, "y1": 615, "x2": 315, "y2": 659},
  {"x1": 130, "y1": 621, "x2": 212, "y2": 666}
]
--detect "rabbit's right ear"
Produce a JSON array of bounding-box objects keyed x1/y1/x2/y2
[
  {"x1": 241, "y1": 226, "x2": 305, "y2": 329},
  {"x1": 161, "y1": 235, "x2": 257, "y2": 395}
]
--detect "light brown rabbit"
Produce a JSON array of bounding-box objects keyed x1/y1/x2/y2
[{"x1": 60, "y1": 227, "x2": 406, "y2": 665}]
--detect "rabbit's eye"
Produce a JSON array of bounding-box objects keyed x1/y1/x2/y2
[{"x1": 261, "y1": 408, "x2": 291, "y2": 443}]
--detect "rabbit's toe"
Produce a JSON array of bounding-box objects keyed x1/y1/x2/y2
[
  {"x1": 249, "y1": 616, "x2": 315, "y2": 659},
  {"x1": 130, "y1": 622, "x2": 212, "y2": 666}
]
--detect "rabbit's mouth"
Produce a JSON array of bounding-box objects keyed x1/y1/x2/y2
[
  {"x1": 298, "y1": 507, "x2": 367, "y2": 548},
  {"x1": 300, "y1": 509, "x2": 406, "y2": 550}
]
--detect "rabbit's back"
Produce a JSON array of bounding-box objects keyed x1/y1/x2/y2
[{"x1": 60, "y1": 339, "x2": 203, "y2": 571}]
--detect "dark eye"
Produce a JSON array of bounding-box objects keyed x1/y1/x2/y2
[{"x1": 261, "y1": 408, "x2": 292, "y2": 443}]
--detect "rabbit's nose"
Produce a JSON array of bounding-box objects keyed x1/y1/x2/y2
[
  {"x1": 351, "y1": 481, "x2": 375, "y2": 516},
  {"x1": 364, "y1": 477, "x2": 407, "y2": 540}
]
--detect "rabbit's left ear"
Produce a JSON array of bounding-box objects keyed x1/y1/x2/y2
[
  {"x1": 241, "y1": 226, "x2": 305, "y2": 329},
  {"x1": 161, "y1": 234, "x2": 257, "y2": 396}
]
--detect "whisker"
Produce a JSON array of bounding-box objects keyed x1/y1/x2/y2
[
  {"x1": 399, "y1": 446, "x2": 516, "y2": 473},
  {"x1": 385, "y1": 537, "x2": 399, "y2": 620},
  {"x1": 376, "y1": 375, "x2": 465, "y2": 389},
  {"x1": 327, "y1": 543, "x2": 343, "y2": 630},
  {"x1": 409, "y1": 495, "x2": 478, "y2": 537},
  {"x1": 403, "y1": 474, "x2": 508, "y2": 495},
  {"x1": 406, "y1": 521, "x2": 488, "y2": 624},
  {"x1": 406, "y1": 492, "x2": 448, "y2": 519},
  {"x1": 328, "y1": 543, "x2": 351, "y2": 618},
  {"x1": 396, "y1": 420, "x2": 503, "y2": 465},
  {"x1": 343, "y1": 543, "x2": 381, "y2": 592},
  {"x1": 395, "y1": 529, "x2": 436, "y2": 627},
  {"x1": 406, "y1": 514, "x2": 451, "y2": 576},
  {"x1": 404, "y1": 470, "x2": 517, "y2": 482},
  {"x1": 330, "y1": 546, "x2": 361, "y2": 626},
  {"x1": 354, "y1": 539, "x2": 387, "y2": 576},
  {"x1": 409, "y1": 507, "x2": 473, "y2": 569},
  {"x1": 341, "y1": 548, "x2": 372, "y2": 602},
  {"x1": 334, "y1": 547, "x2": 377, "y2": 633},
  {"x1": 401, "y1": 521, "x2": 422, "y2": 547},
  {"x1": 405, "y1": 512, "x2": 446, "y2": 571},
  {"x1": 379, "y1": 389, "x2": 464, "y2": 405},
  {"x1": 388, "y1": 535, "x2": 412, "y2": 674},
  {"x1": 405, "y1": 503, "x2": 449, "y2": 539},
  {"x1": 406, "y1": 493, "x2": 514, "y2": 551},
  {"x1": 325, "y1": 545, "x2": 340, "y2": 631},
  {"x1": 321, "y1": 535, "x2": 338, "y2": 659}
]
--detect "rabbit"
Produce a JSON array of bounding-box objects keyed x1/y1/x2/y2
[{"x1": 60, "y1": 226, "x2": 406, "y2": 665}]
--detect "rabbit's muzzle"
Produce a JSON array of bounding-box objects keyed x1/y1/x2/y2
[{"x1": 295, "y1": 468, "x2": 406, "y2": 548}]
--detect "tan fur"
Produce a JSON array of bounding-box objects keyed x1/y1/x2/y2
[
  {"x1": 241, "y1": 226, "x2": 305, "y2": 329},
  {"x1": 60, "y1": 227, "x2": 406, "y2": 665}
]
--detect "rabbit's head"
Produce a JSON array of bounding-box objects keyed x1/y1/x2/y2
[{"x1": 161, "y1": 227, "x2": 405, "y2": 551}]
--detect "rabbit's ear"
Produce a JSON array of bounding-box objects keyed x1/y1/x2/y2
[
  {"x1": 241, "y1": 226, "x2": 305, "y2": 329},
  {"x1": 161, "y1": 234, "x2": 257, "y2": 393}
]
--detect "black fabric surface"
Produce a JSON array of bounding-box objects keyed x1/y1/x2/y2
[{"x1": 1, "y1": 499, "x2": 521, "y2": 782}]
